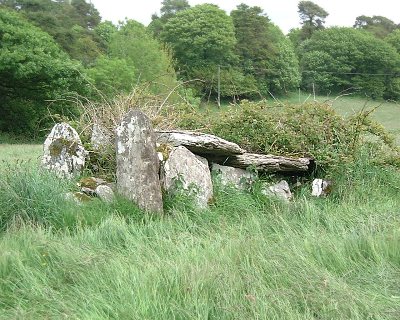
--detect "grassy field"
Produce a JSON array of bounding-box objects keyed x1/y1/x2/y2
[
  {"x1": 0, "y1": 144, "x2": 42, "y2": 163},
  {"x1": 283, "y1": 93, "x2": 400, "y2": 145},
  {"x1": 0, "y1": 96, "x2": 399, "y2": 318},
  {"x1": 0, "y1": 151, "x2": 399, "y2": 319}
]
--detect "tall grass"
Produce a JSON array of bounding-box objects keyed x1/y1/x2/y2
[{"x1": 0, "y1": 150, "x2": 399, "y2": 318}]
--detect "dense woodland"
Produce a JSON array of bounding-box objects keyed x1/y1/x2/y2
[{"x1": 0, "y1": 0, "x2": 400, "y2": 135}]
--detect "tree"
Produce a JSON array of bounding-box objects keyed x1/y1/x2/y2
[
  {"x1": 354, "y1": 15, "x2": 398, "y2": 38},
  {"x1": 298, "y1": 1, "x2": 328, "y2": 39},
  {"x1": 162, "y1": 4, "x2": 237, "y2": 69},
  {"x1": 161, "y1": 4, "x2": 240, "y2": 97},
  {"x1": 106, "y1": 20, "x2": 178, "y2": 94},
  {"x1": 386, "y1": 29, "x2": 400, "y2": 53},
  {"x1": 93, "y1": 20, "x2": 118, "y2": 52},
  {"x1": 0, "y1": 0, "x2": 102, "y2": 64},
  {"x1": 149, "y1": 0, "x2": 190, "y2": 37},
  {"x1": 287, "y1": 27, "x2": 303, "y2": 50},
  {"x1": 0, "y1": 9, "x2": 86, "y2": 134},
  {"x1": 86, "y1": 56, "x2": 136, "y2": 98},
  {"x1": 299, "y1": 27, "x2": 400, "y2": 99},
  {"x1": 231, "y1": 4, "x2": 300, "y2": 95},
  {"x1": 160, "y1": 0, "x2": 190, "y2": 19},
  {"x1": 267, "y1": 27, "x2": 301, "y2": 94}
]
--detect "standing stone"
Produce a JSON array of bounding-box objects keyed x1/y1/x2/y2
[
  {"x1": 42, "y1": 123, "x2": 87, "y2": 178},
  {"x1": 261, "y1": 180, "x2": 292, "y2": 202},
  {"x1": 161, "y1": 146, "x2": 213, "y2": 208},
  {"x1": 212, "y1": 163, "x2": 255, "y2": 190},
  {"x1": 91, "y1": 123, "x2": 112, "y2": 151},
  {"x1": 116, "y1": 110, "x2": 163, "y2": 213}
]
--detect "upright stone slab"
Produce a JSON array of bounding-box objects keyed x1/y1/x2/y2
[
  {"x1": 116, "y1": 110, "x2": 163, "y2": 213},
  {"x1": 91, "y1": 123, "x2": 112, "y2": 151},
  {"x1": 42, "y1": 123, "x2": 87, "y2": 178},
  {"x1": 161, "y1": 146, "x2": 213, "y2": 208}
]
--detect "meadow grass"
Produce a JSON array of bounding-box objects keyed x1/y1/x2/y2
[
  {"x1": 0, "y1": 96, "x2": 399, "y2": 318},
  {"x1": 0, "y1": 148, "x2": 399, "y2": 319},
  {"x1": 0, "y1": 144, "x2": 42, "y2": 164}
]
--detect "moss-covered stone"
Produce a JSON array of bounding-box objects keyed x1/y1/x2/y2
[
  {"x1": 49, "y1": 138, "x2": 78, "y2": 157},
  {"x1": 156, "y1": 143, "x2": 173, "y2": 162},
  {"x1": 78, "y1": 177, "x2": 107, "y2": 190}
]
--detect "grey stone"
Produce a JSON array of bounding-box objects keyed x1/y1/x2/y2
[
  {"x1": 116, "y1": 109, "x2": 163, "y2": 214},
  {"x1": 78, "y1": 176, "x2": 108, "y2": 189},
  {"x1": 261, "y1": 180, "x2": 292, "y2": 202},
  {"x1": 195, "y1": 155, "x2": 209, "y2": 168},
  {"x1": 91, "y1": 123, "x2": 112, "y2": 151},
  {"x1": 211, "y1": 153, "x2": 311, "y2": 173},
  {"x1": 311, "y1": 179, "x2": 332, "y2": 197},
  {"x1": 212, "y1": 163, "x2": 255, "y2": 190},
  {"x1": 42, "y1": 123, "x2": 87, "y2": 178},
  {"x1": 95, "y1": 185, "x2": 115, "y2": 202},
  {"x1": 155, "y1": 130, "x2": 245, "y2": 156},
  {"x1": 161, "y1": 146, "x2": 213, "y2": 208}
]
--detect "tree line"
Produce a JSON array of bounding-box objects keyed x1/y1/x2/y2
[{"x1": 0, "y1": 0, "x2": 399, "y2": 135}]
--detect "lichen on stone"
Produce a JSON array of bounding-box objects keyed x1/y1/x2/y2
[
  {"x1": 49, "y1": 138, "x2": 78, "y2": 157},
  {"x1": 156, "y1": 143, "x2": 173, "y2": 161}
]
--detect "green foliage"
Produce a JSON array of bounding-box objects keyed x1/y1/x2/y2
[
  {"x1": 298, "y1": 0, "x2": 329, "y2": 39},
  {"x1": 386, "y1": 29, "x2": 400, "y2": 53},
  {"x1": 86, "y1": 56, "x2": 137, "y2": 98},
  {"x1": 0, "y1": 150, "x2": 400, "y2": 318},
  {"x1": 177, "y1": 100, "x2": 398, "y2": 173},
  {"x1": 1, "y1": 0, "x2": 102, "y2": 64},
  {"x1": 209, "y1": 102, "x2": 355, "y2": 171},
  {"x1": 108, "y1": 20, "x2": 178, "y2": 95},
  {"x1": 264, "y1": 25, "x2": 301, "y2": 94},
  {"x1": 354, "y1": 15, "x2": 398, "y2": 38},
  {"x1": 162, "y1": 4, "x2": 237, "y2": 70},
  {"x1": 149, "y1": 0, "x2": 191, "y2": 37},
  {"x1": 299, "y1": 27, "x2": 400, "y2": 99},
  {"x1": 160, "y1": 0, "x2": 190, "y2": 19},
  {"x1": 93, "y1": 20, "x2": 118, "y2": 52},
  {"x1": 287, "y1": 27, "x2": 302, "y2": 48},
  {"x1": 0, "y1": 9, "x2": 86, "y2": 135},
  {"x1": 231, "y1": 5, "x2": 300, "y2": 96},
  {"x1": 161, "y1": 4, "x2": 243, "y2": 97},
  {"x1": 189, "y1": 66, "x2": 258, "y2": 98}
]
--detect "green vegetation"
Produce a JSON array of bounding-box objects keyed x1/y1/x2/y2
[
  {"x1": 299, "y1": 27, "x2": 400, "y2": 99},
  {"x1": 1, "y1": 1, "x2": 400, "y2": 317},
  {"x1": 1, "y1": 0, "x2": 102, "y2": 64},
  {"x1": 161, "y1": 4, "x2": 239, "y2": 97},
  {"x1": 0, "y1": 9, "x2": 86, "y2": 136},
  {"x1": 231, "y1": 4, "x2": 300, "y2": 95},
  {"x1": 283, "y1": 93, "x2": 400, "y2": 144},
  {"x1": 1, "y1": 0, "x2": 400, "y2": 136},
  {"x1": 0, "y1": 147, "x2": 399, "y2": 318},
  {"x1": 0, "y1": 144, "x2": 41, "y2": 164},
  {"x1": 297, "y1": 0, "x2": 329, "y2": 39},
  {"x1": 354, "y1": 15, "x2": 398, "y2": 38}
]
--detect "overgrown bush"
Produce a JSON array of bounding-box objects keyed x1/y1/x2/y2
[
  {"x1": 74, "y1": 89, "x2": 398, "y2": 177},
  {"x1": 178, "y1": 100, "x2": 398, "y2": 173}
]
